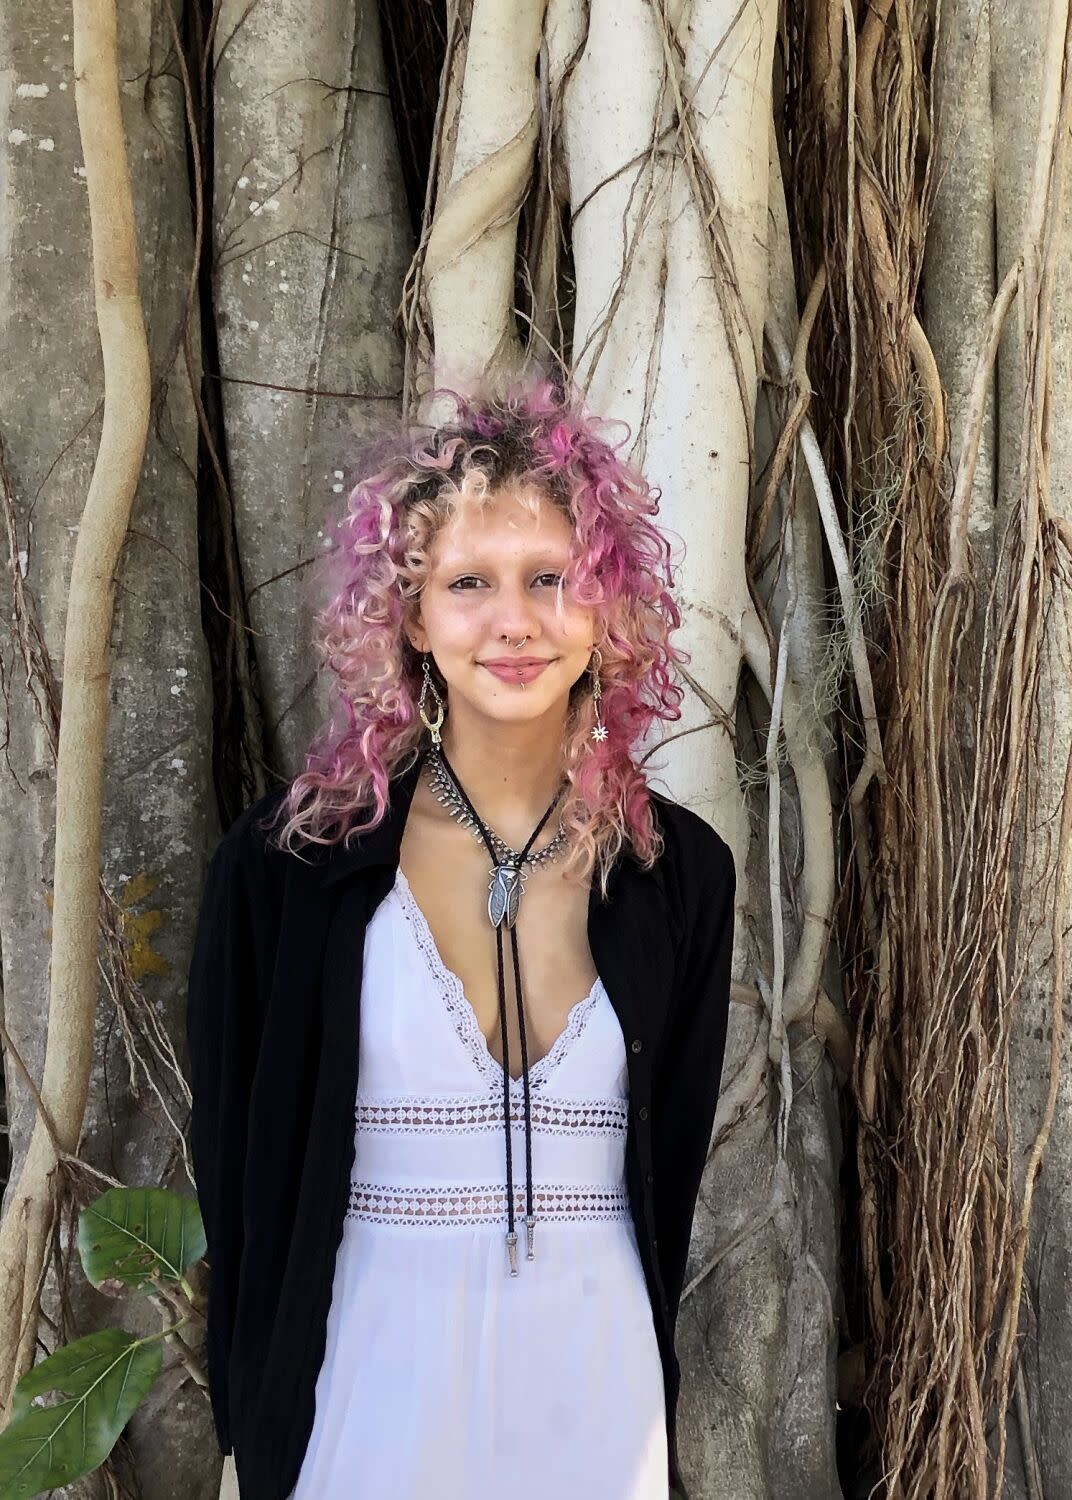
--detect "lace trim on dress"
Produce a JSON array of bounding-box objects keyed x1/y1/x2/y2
[
  {"x1": 392, "y1": 867, "x2": 604, "y2": 1093},
  {"x1": 354, "y1": 1093, "x2": 629, "y2": 1136},
  {"x1": 346, "y1": 1180, "x2": 631, "y2": 1226}
]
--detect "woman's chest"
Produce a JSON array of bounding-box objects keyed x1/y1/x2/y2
[{"x1": 397, "y1": 840, "x2": 598, "y2": 1067}]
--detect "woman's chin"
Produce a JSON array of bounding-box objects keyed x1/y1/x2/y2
[{"x1": 452, "y1": 686, "x2": 571, "y2": 728}]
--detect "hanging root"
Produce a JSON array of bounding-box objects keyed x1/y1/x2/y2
[{"x1": 785, "y1": 0, "x2": 1072, "y2": 1491}]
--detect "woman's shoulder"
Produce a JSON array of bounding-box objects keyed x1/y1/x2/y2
[
  {"x1": 645, "y1": 788, "x2": 736, "y2": 967},
  {"x1": 209, "y1": 785, "x2": 293, "y2": 886},
  {"x1": 646, "y1": 785, "x2": 734, "y2": 884},
  {"x1": 217, "y1": 785, "x2": 284, "y2": 844}
]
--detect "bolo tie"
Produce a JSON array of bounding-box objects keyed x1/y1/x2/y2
[{"x1": 423, "y1": 739, "x2": 569, "y2": 1276}]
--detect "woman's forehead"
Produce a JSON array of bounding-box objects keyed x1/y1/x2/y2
[{"x1": 431, "y1": 486, "x2": 573, "y2": 561}]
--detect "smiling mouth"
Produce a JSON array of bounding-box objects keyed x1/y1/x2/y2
[
  {"x1": 479, "y1": 659, "x2": 555, "y2": 681},
  {"x1": 480, "y1": 659, "x2": 555, "y2": 669}
]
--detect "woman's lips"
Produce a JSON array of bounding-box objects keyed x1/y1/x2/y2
[{"x1": 480, "y1": 660, "x2": 553, "y2": 684}]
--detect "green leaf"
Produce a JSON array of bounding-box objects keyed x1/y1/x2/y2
[
  {"x1": 0, "y1": 1328, "x2": 162, "y2": 1497},
  {"x1": 77, "y1": 1186, "x2": 205, "y2": 1291}
]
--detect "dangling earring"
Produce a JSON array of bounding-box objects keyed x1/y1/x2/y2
[
  {"x1": 589, "y1": 648, "x2": 608, "y2": 743},
  {"x1": 418, "y1": 652, "x2": 445, "y2": 746}
]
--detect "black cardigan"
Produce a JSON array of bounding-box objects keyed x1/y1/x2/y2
[{"x1": 185, "y1": 753, "x2": 736, "y2": 1500}]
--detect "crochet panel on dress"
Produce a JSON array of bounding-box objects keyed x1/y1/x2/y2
[
  {"x1": 346, "y1": 1181, "x2": 631, "y2": 1226},
  {"x1": 353, "y1": 1094, "x2": 629, "y2": 1136}
]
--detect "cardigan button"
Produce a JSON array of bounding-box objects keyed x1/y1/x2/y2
[
  {"x1": 645, "y1": 1170, "x2": 654, "y2": 1184},
  {"x1": 638, "y1": 1105, "x2": 649, "y2": 1121},
  {"x1": 631, "y1": 1038, "x2": 643, "y2": 1054}
]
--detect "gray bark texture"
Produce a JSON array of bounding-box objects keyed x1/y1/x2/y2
[
  {"x1": 0, "y1": 1, "x2": 213, "y2": 1491},
  {"x1": 213, "y1": 0, "x2": 411, "y2": 768}
]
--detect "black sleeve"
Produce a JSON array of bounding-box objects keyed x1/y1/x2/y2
[
  {"x1": 185, "y1": 821, "x2": 273, "y2": 1456},
  {"x1": 652, "y1": 824, "x2": 736, "y2": 1325}
]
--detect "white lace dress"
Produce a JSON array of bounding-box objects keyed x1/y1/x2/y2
[{"x1": 287, "y1": 866, "x2": 668, "y2": 1500}]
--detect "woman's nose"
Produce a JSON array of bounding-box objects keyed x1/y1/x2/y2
[{"x1": 493, "y1": 589, "x2": 542, "y2": 639}]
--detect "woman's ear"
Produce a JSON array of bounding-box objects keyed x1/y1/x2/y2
[{"x1": 401, "y1": 604, "x2": 426, "y2": 655}]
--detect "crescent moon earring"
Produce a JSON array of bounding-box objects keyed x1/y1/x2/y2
[{"x1": 418, "y1": 652, "x2": 445, "y2": 746}]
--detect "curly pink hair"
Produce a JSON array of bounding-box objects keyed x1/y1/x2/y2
[{"x1": 259, "y1": 375, "x2": 690, "y2": 898}]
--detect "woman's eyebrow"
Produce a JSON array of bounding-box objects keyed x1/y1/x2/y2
[{"x1": 435, "y1": 546, "x2": 570, "y2": 569}]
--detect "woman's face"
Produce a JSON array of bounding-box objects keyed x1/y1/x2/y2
[{"x1": 405, "y1": 482, "x2": 598, "y2": 732}]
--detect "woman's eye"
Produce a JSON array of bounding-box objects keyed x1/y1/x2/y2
[{"x1": 448, "y1": 572, "x2": 563, "y2": 591}]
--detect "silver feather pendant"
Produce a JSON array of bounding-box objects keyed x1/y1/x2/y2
[{"x1": 488, "y1": 862, "x2": 524, "y2": 929}]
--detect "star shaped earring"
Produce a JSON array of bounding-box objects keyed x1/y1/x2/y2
[{"x1": 590, "y1": 650, "x2": 608, "y2": 742}]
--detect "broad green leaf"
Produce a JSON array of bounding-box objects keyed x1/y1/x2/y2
[
  {"x1": 0, "y1": 1328, "x2": 162, "y2": 1497},
  {"x1": 77, "y1": 1186, "x2": 205, "y2": 1291}
]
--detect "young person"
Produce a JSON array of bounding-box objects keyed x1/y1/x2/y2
[{"x1": 185, "y1": 378, "x2": 736, "y2": 1500}]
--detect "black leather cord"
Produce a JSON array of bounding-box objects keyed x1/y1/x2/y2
[{"x1": 432, "y1": 742, "x2": 566, "y2": 1274}]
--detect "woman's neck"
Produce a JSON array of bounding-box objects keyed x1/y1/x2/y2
[{"x1": 434, "y1": 719, "x2": 568, "y2": 840}]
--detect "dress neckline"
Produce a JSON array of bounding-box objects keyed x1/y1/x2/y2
[{"x1": 392, "y1": 866, "x2": 605, "y2": 1092}]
